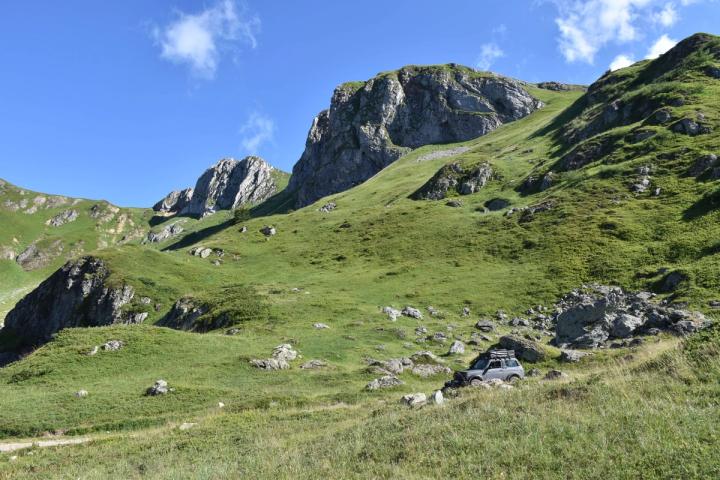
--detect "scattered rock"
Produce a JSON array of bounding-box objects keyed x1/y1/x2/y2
[
  {"x1": 318, "y1": 202, "x2": 336, "y2": 213},
  {"x1": 411, "y1": 364, "x2": 452, "y2": 378},
  {"x1": 75, "y1": 390, "x2": 89, "y2": 398},
  {"x1": 46, "y1": 209, "x2": 79, "y2": 227},
  {"x1": 250, "y1": 358, "x2": 289, "y2": 370},
  {"x1": 446, "y1": 199, "x2": 463, "y2": 207},
  {"x1": 366, "y1": 375, "x2": 403, "y2": 391},
  {"x1": 86, "y1": 346, "x2": 99, "y2": 356},
  {"x1": 301, "y1": 360, "x2": 327, "y2": 369},
  {"x1": 448, "y1": 340, "x2": 465, "y2": 355},
  {"x1": 272, "y1": 344, "x2": 298, "y2": 362},
  {"x1": 260, "y1": 225, "x2": 276, "y2": 236},
  {"x1": 313, "y1": 323, "x2": 330, "y2": 329},
  {"x1": 475, "y1": 320, "x2": 495, "y2": 332},
  {"x1": 383, "y1": 306, "x2": 401, "y2": 321},
  {"x1": 527, "y1": 368, "x2": 541, "y2": 377},
  {"x1": 461, "y1": 306, "x2": 471, "y2": 317},
  {"x1": 226, "y1": 328, "x2": 241, "y2": 335},
  {"x1": 145, "y1": 223, "x2": 184, "y2": 243},
  {"x1": 559, "y1": 349, "x2": 589, "y2": 363},
  {"x1": 688, "y1": 153, "x2": 717, "y2": 177},
  {"x1": 190, "y1": 247, "x2": 213, "y2": 258},
  {"x1": 102, "y1": 340, "x2": 124, "y2": 351},
  {"x1": 430, "y1": 390, "x2": 445, "y2": 405},
  {"x1": 402, "y1": 306, "x2": 423, "y2": 319},
  {"x1": 543, "y1": 370, "x2": 568, "y2": 380},
  {"x1": 15, "y1": 240, "x2": 64, "y2": 271},
  {"x1": 146, "y1": 379, "x2": 171, "y2": 396},
  {"x1": 178, "y1": 423, "x2": 196, "y2": 431},
  {"x1": 410, "y1": 351, "x2": 443, "y2": 364},
  {"x1": 401, "y1": 393, "x2": 427, "y2": 408}
]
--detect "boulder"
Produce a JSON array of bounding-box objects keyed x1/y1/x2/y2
[
  {"x1": 410, "y1": 351, "x2": 443, "y2": 364},
  {"x1": 475, "y1": 320, "x2": 495, "y2": 332},
  {"x1": 313, "y1": 323, "x2": 330, "y2": 329},
  {"x1": 300, "y1": 360, "x2": 327, "y2": 369},
  {"x1": 402, "y1": 306, "x2": 423, "y2": 319},
  {"x1": 401, "y1": 393, "x2": 427, "y2": 408},
  {"x1": 366, "y1": 375, "x2": 403, "y2": 391},
  {"x1": 260, "y1": 226, "x2": 276, "y2": 236},
  {"x1": 146, "y1": 379, "x2": 171, "y2": 396},
  {"x1": 318, "y1": 202, "x2": 336, "y2": 213},
  {"x1": 498, "y1": 335, "x2": 546, "y2": 362},
  {"x1": 448, "y1": 340, "x2": 465, "y2": 355},
  {"x1": 383, "y1": 306, "x2": 401, "y2": 321},
  {"x1": 75, "y1": 390, "x2": 89, "y2": 398},
  {"x1": 430, "y1": 390, "x2": 445, "y2": 405},
  {"x1": 559, "y1": 350, "x2": 589, "y2": 363},
  {"x1": 250, "y1": 358, "x2": 289, "y2": 370},
  {"x1": 272, "y1": 344, "x2": 298, "y2": 362},
  {"x1": 462, "y1": 306, "x2": 471, "y2": 317},
  {"x1": 688, "y1": 154, "x2": 717, "y2": 177},
  {"x1": 46, "y1": 209, "x2": 79, "y2": 227},
  {"x1": 287, "y1": 65, "x2": 542, "y2": 207},
  {"x1": 411, "y1": 364, "x2": 452, "y2": 377},
  {"x1": 102, "y1": 340, "x2": 124, "y2": 351},
  {"x1": 413, "y1": 162, "x2": 493, "y2": 200},
  {"x1": 544, "y1": 370, "x2": 568, "y2": 380},
  {"x1": 145, "y1": 223, "x2": 184, "y2": 243}
]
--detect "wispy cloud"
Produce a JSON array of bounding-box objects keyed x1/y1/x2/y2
[
  {"x1": 609, "y1": 54, "x2": 636, "y2": 70},
  {"x1": 153, "y1": 0, "x2": 260, "y2": 79},
  {"x1": 652, "y1": 2, "x2": 679, "y2": 26},
  {"x1": 476, "y1": 43, "x2": 505, "y2": 71},
  {"x1": 550, "y1": 0, "x2": 693, "y2": 64},
  {"x1": 645, "y1": 34, "x2": 677, "y2": 58},
  {"x1": 240, "y1": 112, "x2": 275, "y2": 154}
]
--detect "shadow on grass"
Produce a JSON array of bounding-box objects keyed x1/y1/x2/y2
[
  {"x1": 683, "y1": 188, "x2": 720, "y2": 221},
  {"x1": 162, "y1": 220, "x2": 234, "y2": 252}
]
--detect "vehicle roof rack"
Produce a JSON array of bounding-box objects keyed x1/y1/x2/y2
[{"x1": 489, "y1": 349, "x2": 516, "y2": 359}]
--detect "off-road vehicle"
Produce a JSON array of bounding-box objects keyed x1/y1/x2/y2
[{"x1": 448, "y1": 349, "x2": 525, "y2": 387}]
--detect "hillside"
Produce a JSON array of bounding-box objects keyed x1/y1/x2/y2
[{"x1": 0, "y1": 33, "x2": 719, "y2": 478}]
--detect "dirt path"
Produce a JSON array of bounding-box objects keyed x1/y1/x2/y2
[{"x1": 0, "y1": 437, "x2": 93, "y2": 453}]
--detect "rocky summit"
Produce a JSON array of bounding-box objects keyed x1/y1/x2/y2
[
  {"x1": 287, "y1": 65, "x2": 542, "y2": 207},
  {"x1": 154, "y1": 156, "x2": 284, "y2": 217}
]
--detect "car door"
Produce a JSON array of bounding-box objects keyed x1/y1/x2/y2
[{"x1": 484, "y1": 360, "x2": 504, "y2": 380}]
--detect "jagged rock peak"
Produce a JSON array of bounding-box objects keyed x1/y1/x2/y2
[
  {"x1": 153, "y1": 156, "x2": 282, "y2": 217},
  {"x1": 287, "y1": 64, "x2": 543, "y2": 208}
]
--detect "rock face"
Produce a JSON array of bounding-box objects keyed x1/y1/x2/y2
[
  {"x1": 288, "y1": 65, "x2": 542, "y2": 207},
  {"x1": 1, "y1": 257, "x2": 139, "y2": 349},
  {"x1": 412, "y1": 162, "x2": 493, "y2": 200},
  {"x1": 153, "y1": 188, "x2": 193, "y2": 214},
  {"x1": 153, "y1": 157, "x2": 281, "y2": 217},
  {"x1": 553, "y1": 285, "x2": 707, "y2": 348}
]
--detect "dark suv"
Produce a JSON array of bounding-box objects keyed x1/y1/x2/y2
[{"x1": 449, "y1": 349, "x2": 525, "y2": 387}]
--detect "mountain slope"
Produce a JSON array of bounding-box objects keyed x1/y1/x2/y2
[{"x1": 0, "y1": 32, "x2": 719, "y2": 479}]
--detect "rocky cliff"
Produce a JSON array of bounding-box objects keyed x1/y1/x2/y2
[
  {"x1": 1, "y1": 256, "x2": 145, "y2": 349},
  {"x1": 287, "y1": 64, "x2": 542, "y2": 207},
  {"x1": 153, "y1": 156, "x2": 282, "y2": 217}
]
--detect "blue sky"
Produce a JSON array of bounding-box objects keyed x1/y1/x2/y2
[{"x1": 0, "y1": 0, "x2": 717, "y2": 206}]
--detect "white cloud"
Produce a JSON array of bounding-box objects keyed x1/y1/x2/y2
[
  {"x1": 476, "y1": 43, "x2": 505, "y2": 70},
  {"x1": 609, "y1": 54, "x2": 636, "y2": 70},
  {"x1": 553, "y1": 0, "x2": 654, "y2": 64},
  {"x1": 153, "y1": 0, "x2": 260, "y2": 78},
  {"x1": 652, "y1": 2, "x2": 678, "y2": 26},
  {"x1": 240, "y1": 112, "x2": 275, "y2": 154},
  {"x1": 645, "y1": 34, "x2": 677, "y2": 58}
]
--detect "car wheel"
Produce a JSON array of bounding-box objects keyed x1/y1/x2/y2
[
  {"x1": 507, "y1": 375, "x2": 520, "y2": 383},
  {"x1": 470, "y1": 378, "x2": 483, "y2": 387}
]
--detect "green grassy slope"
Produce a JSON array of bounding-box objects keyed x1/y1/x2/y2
[{"x1": 0, "y1": 33, "x2": 719, "y2": 478}]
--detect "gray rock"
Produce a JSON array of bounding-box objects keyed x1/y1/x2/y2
[
  {"x1": 461, "y1": 306, "x2": 471, "y2": 317},
  {"x1": 402, "y1": 306, "x2": 423, "y2": 319},
  {"x1": 527, "y1": 368, "x2": 541, "y2": 377},
  {"x1": 366, "y1": 375, "x2": 403, "y2": 391},
  {"x1": 250, "y1": 358, "x2": 289, "y2": 370},
  {"x1": 86, "y1": 346, "x2": 99, "y2": 356},
  {"x1": 688, "y1": 154, "x2": 717, "y2": 177},
  {"x1": 145, "y1": 379, "x2": 170, "y2": 396},
  {"x1": 313, "y1": 322, "x2": 330, "y2": 329},
  {"x1": 177, "y1": 157, "x2": 280, "y2": 217},
  {"x1": 46, "y1": 210, "x2": 79, "y2": 227},
  {"x1": 260, "y1": 226, "x2": 276, "y2": 236},
  {"x1": 498, "y1": 335, "x2": 546, "y2": 363},
  {"x1": 401, "y1": 393, "x2": 427, "y2": 408},
  {"x1": 410, "y1": 351, "x2": 443, "y2": 364},
  {"x1": 2, "y1": 257, "x2": 135, "y2": 348},
  {"x1": 446, "y1": 199, "x2": 463, "y2": 208},
  {"x1": 272, "y1": 344, "x2": 298, "y2": 362},
  {"x1": 543, "y1": 370, "x2": 568, "y2": 380},
  {"x1": 158, "y1": 297, "x2": 208, "y2": 331},
  {"x1": 152, "y1": 188, "x2": 194, "y2": 214},
  {"x1": 288, "y1": 65, "x2": 542, "y2": 207},
  {"x1": 383, "y1": 306, "x2": 401, "y2": 321},
  {"x1": 0, "y1": 245, "x2": 16, "y2": 261},
  {"x1": 75, "y1": 390, "x2": 89, "y2": 398},
  {"x1": 414, "y1": 162, "x2": 493, "y2": 200},
  {"x1": 448, "y1": 340, "x2": 465, "y2": 355},
  {"x1": 475, "y1": 320, "x2": 495, "y2": 332},
  {"x1": 706, "y1": 66, "x2": 720, "y2": 78},
  {"x1": 301, "y1": 360, "x2": 327, "y2": 369},
  {"x1": 145, "y1": 223, "x2": 184, "y2": 243},
  {"x1": 559, "y1": 349, "x2": 589, "y2": 363},
  {"x1": 318, "y1": 202, "x2": 336, "y2": 213},
  {"x1": 102, "y1": 340, "x2": 124, "y2": 351},
  {"x1": 411, "y1": 364, "x2": 452, "y2": 377}
]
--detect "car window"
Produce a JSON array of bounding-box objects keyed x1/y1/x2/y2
[
  {"x1": 506, "y1": 359, "x2": 519, "y2": 368},
  {"x1": 472, "y1": 357, "x2": 488, "y2": 370},
  {"x1": 488, "y1": 360, "x2": 501, "y2": 370}
]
